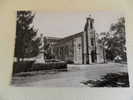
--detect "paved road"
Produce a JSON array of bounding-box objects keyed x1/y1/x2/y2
[{"x1": 12, "y1": 63, "x2": 128, "y2": 87}]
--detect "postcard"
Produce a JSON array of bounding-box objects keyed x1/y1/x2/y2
[{"x1": 11, "y1": 11, "x2": 129, "y2": 87}]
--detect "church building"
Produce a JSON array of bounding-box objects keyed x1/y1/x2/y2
[{"x1": 47, "y1": 15, "x2": 104, "y2": 64}]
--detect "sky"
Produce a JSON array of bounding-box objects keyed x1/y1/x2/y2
[{"x1": 33, "y1": 11, "x2": 124, "y2": 38}]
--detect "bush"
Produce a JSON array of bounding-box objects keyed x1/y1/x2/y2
[
  {"x1": 12, "y1": 61, "x2": 67, "y2": 75},
  {"x1": 66, "y1": 60, "x2": 74, "y2": 64},
  {"x1": 31, "y1": 62, "x2": 67, "y2": 71},
  {"x1": 12, "y1": 61, "x2": 34, "y2": 74}
]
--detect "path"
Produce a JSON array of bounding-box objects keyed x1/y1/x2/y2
[{"x1": 12, "y1": 63, "x2": 128, "y2": 87}]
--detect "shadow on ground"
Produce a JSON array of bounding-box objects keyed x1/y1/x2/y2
[{"x1": 81, "y1": 72, "x2": 129, "y2": 87}]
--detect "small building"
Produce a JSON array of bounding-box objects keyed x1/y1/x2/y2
[{"x1": 45, "y1": 15, "x2": 104, "y2": 64}]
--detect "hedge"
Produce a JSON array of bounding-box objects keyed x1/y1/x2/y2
[
  {"x1": 12, "y1": 61, "x2": 67, "y2": 74},
  {"x1": 31, "y1": 62, "x2": 67, "y2": 71},
  {"x1": 12, "y1": 61, "x2": 34, "y2": 74}
]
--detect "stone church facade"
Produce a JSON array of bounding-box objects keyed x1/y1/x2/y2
[{"x1": 47, "y1": 15, "x2": 104, "y2": 64}]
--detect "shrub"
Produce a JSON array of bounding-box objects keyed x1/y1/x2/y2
[
  {"x1": 66, "y1": 60, "x2": 74, "y2": 64},
  {"x1": 31, "y1": 62, "x2": 67, "y2": 71},
  {"x1": 12, "y1": 61, "x2": 67, "y2": 75},
  {"x1": 12, "y1": 61, "x2": 34, "y2": 74}
]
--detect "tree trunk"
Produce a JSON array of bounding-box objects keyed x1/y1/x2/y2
[{"x1": 17, "y1": 57, "x2": 20, "y2": 62}]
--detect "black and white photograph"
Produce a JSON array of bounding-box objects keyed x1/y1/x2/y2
[{"x1": 11, "y1": 11, "x2": 129, "y2": 87}]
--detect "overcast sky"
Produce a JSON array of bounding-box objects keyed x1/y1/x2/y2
[{"x1": 33, "y1": 11, "x2": 124, "y2": 38}]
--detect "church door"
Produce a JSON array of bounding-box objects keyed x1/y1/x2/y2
[{"x1": 91, "y1": 50, "x2": 96, "y2": 63}]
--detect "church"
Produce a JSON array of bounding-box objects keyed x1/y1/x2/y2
[{"x1": 45, "y1": 15, "x2": 104, "y2": 64}]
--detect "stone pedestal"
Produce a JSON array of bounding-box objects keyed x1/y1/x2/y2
[{"x1": 34, "y1": 52, "x2": 45, "y2": 64}]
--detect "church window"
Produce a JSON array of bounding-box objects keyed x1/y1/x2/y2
[
  {"x1": 91, "y1": 38, "x2": 94, "y2": 46},
  {"x1": 78, "y1": 43, "x2": 81, "y2": 49},
  {"x1": 90, "y1": 21, "x2": 93, "y2": 29}
]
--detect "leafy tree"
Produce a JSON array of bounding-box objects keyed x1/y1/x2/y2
[
  {"x1": 109, "y1": 17, "x2": 126, "y2": 61},
  {"x1": 98, "y1": 17, "x2": 126, "y2": 61},
  {"x1": 98, "y1": 32, "x2": 110, "y2": 62},
  {"x1": 14, "y1": 11, "x2": 40, "y2": 62}
]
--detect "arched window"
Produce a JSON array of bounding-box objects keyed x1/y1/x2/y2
[
  {"x1": 90, "y1": 21, "x2": 93, "y2": 29},
  {"x1": 91, "y1": 38, "x2": 94, "y2": 46}
]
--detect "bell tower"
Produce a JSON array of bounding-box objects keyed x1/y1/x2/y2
[{"x1": 83, "y1": 14, "x2": 97, "y2": 64}]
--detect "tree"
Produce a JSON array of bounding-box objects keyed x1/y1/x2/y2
[
  {"x1": 14, "y1": 11, "x2": 40, "y2": 62},
  {"x1": 98, "y1": 32, "x2": 110, "y2": 62},
  {"x1": 109, "y1": 17, "x2": 126, "y2": 61},
  {"x1": 98, "y1": 17, "x2": 126, "y2": 61}
]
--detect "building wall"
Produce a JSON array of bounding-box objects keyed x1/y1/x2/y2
[
  {"x1": 53, "y1": 36, "x2": 83, "y2": 64},
  {"x1": 83, "y1": 29, "x2": 98, "y2": 64},
  {"x1": 53, "y1": 39, "x2": 74, "y2": 62},
  {"x1": 82, "y1": 32, "x2": 87, "y2": 64},
  {"x1": 48, "y1": 33, "x2": 104, "y2": 64},
  {"x1": 73, "y1": 36, "x2": 82, "y2": 64},
  {"x1": 88, "y1": 29, "x2": 97, "y2": 64}
]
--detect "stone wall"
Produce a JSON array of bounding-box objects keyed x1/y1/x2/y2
[
  {"x1": 73, "y1": 36, "x2": 82, "y2": 64},
  {"x1": 53, "y1": 39, "x2": 74, "y2": 62}
]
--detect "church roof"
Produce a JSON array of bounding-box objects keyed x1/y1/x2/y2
[
  {"x1": 46, "y1": 36, "x2": 62, "y2": 42},
  {"x1": 52, "y1": 32, "x2": 83, "y2": 46},
  {"x1": 57, "y1": 32, "x2": 83, "y2": 42}
]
